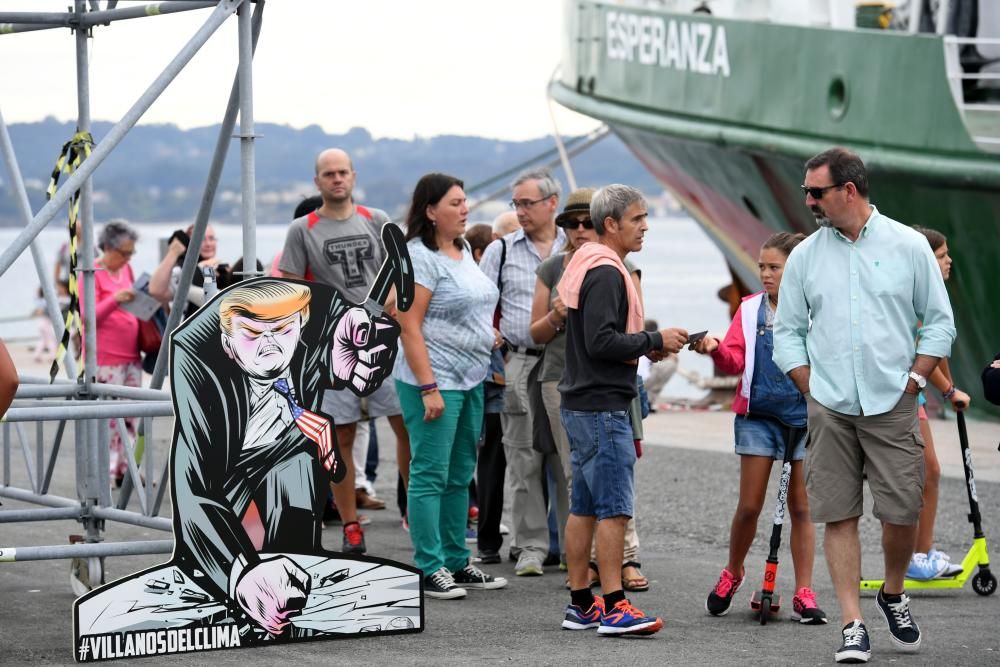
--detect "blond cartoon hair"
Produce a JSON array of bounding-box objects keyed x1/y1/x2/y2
[{"x1": 219, "y1": 280, "x2": 311, "y2": 334}]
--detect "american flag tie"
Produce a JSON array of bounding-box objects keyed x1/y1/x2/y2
[{"x1": 273, "y1": 378, "x2": 337, "y2": 474}]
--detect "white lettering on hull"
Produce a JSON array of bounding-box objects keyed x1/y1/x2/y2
[{"x1": 605, "y1": 11, "x2": 731, "y2": 78}]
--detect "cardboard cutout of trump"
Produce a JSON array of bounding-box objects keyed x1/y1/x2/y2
[{"x1": 73, "y1": 225, "x2": 421, "y2": 661}]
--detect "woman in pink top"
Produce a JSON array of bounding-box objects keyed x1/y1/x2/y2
[{"x1": 89, "y1": 220, "x2": 142, "y2": 485}]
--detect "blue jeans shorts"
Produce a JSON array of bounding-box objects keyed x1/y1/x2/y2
[
  {"x1": 734, "y1": 414, "x2": 806, "y2": 461},
  {"x1": 560, "y1": 408, "x2": 636, "y2": 520}
]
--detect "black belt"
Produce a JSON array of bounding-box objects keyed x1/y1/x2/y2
[{"x1": 509, "y1": 345, "x2": 543, "y2": 357}]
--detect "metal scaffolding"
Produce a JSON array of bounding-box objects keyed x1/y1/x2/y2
[{"x1": 0, "y1": 0, "x2": 263, "y2": 587}]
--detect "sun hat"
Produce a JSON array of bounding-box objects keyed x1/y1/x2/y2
[{"x1": 555, "y1": 187, "x2": 595, "y2": 228}]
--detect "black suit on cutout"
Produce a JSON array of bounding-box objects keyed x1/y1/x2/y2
[{"x1": 169, "y1": 280, "x2": 352, "y2": 607}]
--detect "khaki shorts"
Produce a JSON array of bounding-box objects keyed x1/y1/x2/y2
[
  {"x1": 320, "y1": 381, "x2": 401, "y2": 425},
  {"x1": 804, "y1": 391, "x2": 924, "y2": 525}
]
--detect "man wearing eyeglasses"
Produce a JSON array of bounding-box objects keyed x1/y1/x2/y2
[
  {"x1": 478, "y1": 169, "x2": 566, "y2": 575},
  {"x1": 773, "y1": 147, "x2": 955, "y2": 664}
]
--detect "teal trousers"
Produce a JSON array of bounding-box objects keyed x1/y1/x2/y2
[{"x1": 396, "y1": 380, "x2": 484, "y2": 575}]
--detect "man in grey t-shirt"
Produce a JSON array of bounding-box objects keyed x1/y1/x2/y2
[{"x1": 279, "y1": 148, "x2": 410, "y2": 555}]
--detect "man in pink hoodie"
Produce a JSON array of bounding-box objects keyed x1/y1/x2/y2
[{"x1": 557, "y1": 184, "x2": 686, "y2": 637}]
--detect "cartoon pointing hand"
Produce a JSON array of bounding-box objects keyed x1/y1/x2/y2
[{"x1": 330, "y1": 307, "x2": 399, "y2": 396}]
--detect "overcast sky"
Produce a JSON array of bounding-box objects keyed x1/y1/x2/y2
[{"x1": 0, "y1": 0, "x2": 599, "y2": 141}]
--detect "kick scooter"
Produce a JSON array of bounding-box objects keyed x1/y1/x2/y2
[
  {"x1": 860, "y1": 410, "x2": 997, "y2": 596},
  {"x1": 750, "y1": 422, "x2": 807, "y2": 624}
]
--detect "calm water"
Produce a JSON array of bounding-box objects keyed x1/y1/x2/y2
[{"x1": 0, "y1": 217, "x2": 732, "y2": 399}]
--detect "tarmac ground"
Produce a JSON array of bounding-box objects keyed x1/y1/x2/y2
[{"x1": 2, "y1": 401, "x2": 999, "y2": 665}]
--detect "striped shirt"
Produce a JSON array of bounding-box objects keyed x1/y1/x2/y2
[{"x1": 478, "y1": 226, "x2": 566, "y2": 349}]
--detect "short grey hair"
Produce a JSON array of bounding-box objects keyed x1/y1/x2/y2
[
  {"x1": 491, "y1": 211, "x2": 520, "y2": 236},
  {"x1": 511, "y1": 169, "x2": 561, "y2": 201},
  {"x1": 98, "y1": 219, "x2": 138, "y2": 252},
  {"x1": 590, "y1": 184, "x2": 646, "y2": 234}
]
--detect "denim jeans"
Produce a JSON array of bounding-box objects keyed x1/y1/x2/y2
[{"x1": 559, "y1": 408, "x2": 636, "y2": 520}]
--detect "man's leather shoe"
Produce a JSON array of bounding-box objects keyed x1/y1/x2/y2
[
  {"x1": 356, "y1": 488, "x2": 386, "y2": 510},
  {"x1": 478, "y1": 550, "x2": 501, "y2": 564}
]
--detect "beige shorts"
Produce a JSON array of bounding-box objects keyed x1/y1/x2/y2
[{"x1": 804, "y1": 391, "x2": 924, "y2": 525}]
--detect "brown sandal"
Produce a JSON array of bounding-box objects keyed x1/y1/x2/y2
[
  {"x1": 564, "y1": 561, "x2": 602, "y2": 590},
  {"x1": 622, "y1": 561, "x2": 649, "y2": 592}
]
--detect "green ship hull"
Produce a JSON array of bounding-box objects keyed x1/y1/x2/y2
[{"x1": 552, "y1": 1, "x2": 1000, "y2": 416}]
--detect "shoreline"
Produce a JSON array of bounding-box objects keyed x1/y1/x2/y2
[{"x1": 6, "y1": 338, "x2": 999, "y2": 484}]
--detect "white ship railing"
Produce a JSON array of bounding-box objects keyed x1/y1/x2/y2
[{"x1": 943, "y1": 36, "x2": 1000, "y2": 152}]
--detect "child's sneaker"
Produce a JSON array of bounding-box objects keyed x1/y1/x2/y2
[
  {"x1": 905, "y1": 552, "x2": 947, "y2": 581},
  {"x1": 706, "y1": 567, "x2": 743, "y2": 616},
  {"x1": 927, "y1": 548, "x2": 963, "y2": 578},
  {"x1": 561, "y1": 596, "x2": 605, "y2": 630},
  {"x1": 791, "y1": 587, "x2": 828, "y2": 624},
  {"x1": 597, "y1": 599, "x2": 663, "y2": 636}
]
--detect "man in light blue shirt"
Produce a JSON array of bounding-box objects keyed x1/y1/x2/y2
[
  {"x1": 479, "y1": 170, "x2": 567, "y2": 576},
  {"x1": 774, "y1": 148, "x2": 955, "y2": 663}
]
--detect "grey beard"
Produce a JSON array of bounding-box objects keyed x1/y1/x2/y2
[{"x1": 813, "y1": 216, "x2": 832, "y2": 228}]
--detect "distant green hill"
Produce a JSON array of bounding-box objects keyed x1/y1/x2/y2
[{"x1": 0, "y1": 119, "x2": 661, "y2": 225}]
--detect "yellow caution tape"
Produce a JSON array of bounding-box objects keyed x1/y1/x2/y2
[{"x1": 47, "y1": 131, "x2": 93, "y2": 383}]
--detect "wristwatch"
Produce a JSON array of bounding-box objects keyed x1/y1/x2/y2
[{"x1": 908, "y1": 371, "x2": 927, "y2": 390}]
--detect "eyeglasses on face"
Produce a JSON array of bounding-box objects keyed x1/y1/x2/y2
[
  {"x1": 800, "y1": 183, "x2": 844, "y2": 199},
  {"x1": 113, "y1": 247, "x2": 136, "y2": 258},
  {"x1": 509, "y1": 196, "x2": 551, "y2": 210}
]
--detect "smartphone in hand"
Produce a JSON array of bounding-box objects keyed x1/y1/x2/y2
[{"x1": 686, "y1": 330, "x2": 708, "y2": 349}]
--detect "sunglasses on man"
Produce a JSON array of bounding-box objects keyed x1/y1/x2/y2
[{"x1": 800, "y1": 183, "x2": 844, "y2": 199}]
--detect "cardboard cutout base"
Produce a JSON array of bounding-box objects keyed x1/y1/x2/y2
[
  {"x1": 73, "y1": 226, "x2": 420, "y2": 661},
  {"x1": 74, "y1": 553, "x2": 420, "y2": 661}
]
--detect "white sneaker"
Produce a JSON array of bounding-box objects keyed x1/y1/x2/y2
[
  {"x1": 499, "y1": 523, "x2": 510, "y2": 535},
  {"x1": 928, "y1": 548, "x2": 964, "y2": 578}
]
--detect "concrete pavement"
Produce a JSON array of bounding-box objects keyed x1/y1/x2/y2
[{"x1": 1, "y1": 407, "x2": 999, "y2": 665}]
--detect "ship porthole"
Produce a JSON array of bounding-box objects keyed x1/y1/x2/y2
[{"x1": 827, "y1": 77, "x2": 849, "y2": 120}]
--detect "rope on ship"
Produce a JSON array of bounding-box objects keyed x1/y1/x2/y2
[{"x1": 46, "y1": 130, "x2": 93, "y2": 383}]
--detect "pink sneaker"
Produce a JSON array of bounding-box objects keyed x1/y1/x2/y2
[
  {"x1": 706, "y1": 567, "x2": 743, "y2": 616},
  {"x1": 791, "y1": 587, "x2": 828, "y2": 625}
]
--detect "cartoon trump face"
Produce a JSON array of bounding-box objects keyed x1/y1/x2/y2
[{"x1": 219, "y1": 281, "x2": 311, "y2": 381}]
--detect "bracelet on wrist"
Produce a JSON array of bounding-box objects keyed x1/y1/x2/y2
[
  {"x1": 419, "y1": 382, "x2": 438, "y2": 392},
  {"x1": 547, "y1": 311, "x2": 564, "y2": 331},
  {"x1": 421, "y1": 388, "x2": 439, "y2": 397},
  {"x1": 943, "y1": 385, "x2": 957, "y2": 400}
]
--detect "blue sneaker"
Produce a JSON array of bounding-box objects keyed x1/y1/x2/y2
[
  {"x1": 927, "y1": 548, "x2": 964, "y2": 578},
  {"x1": 561, "y1": 596, "x2": 605, "y2": 630},
  {"x1": 598, "y1": 599, "x2": 663, "y2": 636},
  {"x1": 906, "y1": 552, "x2": 947, "y2": 581}
]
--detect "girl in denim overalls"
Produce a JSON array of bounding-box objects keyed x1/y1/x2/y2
[{"x1": 693, "y1": 232, "x2": 828, "y2": 624}]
